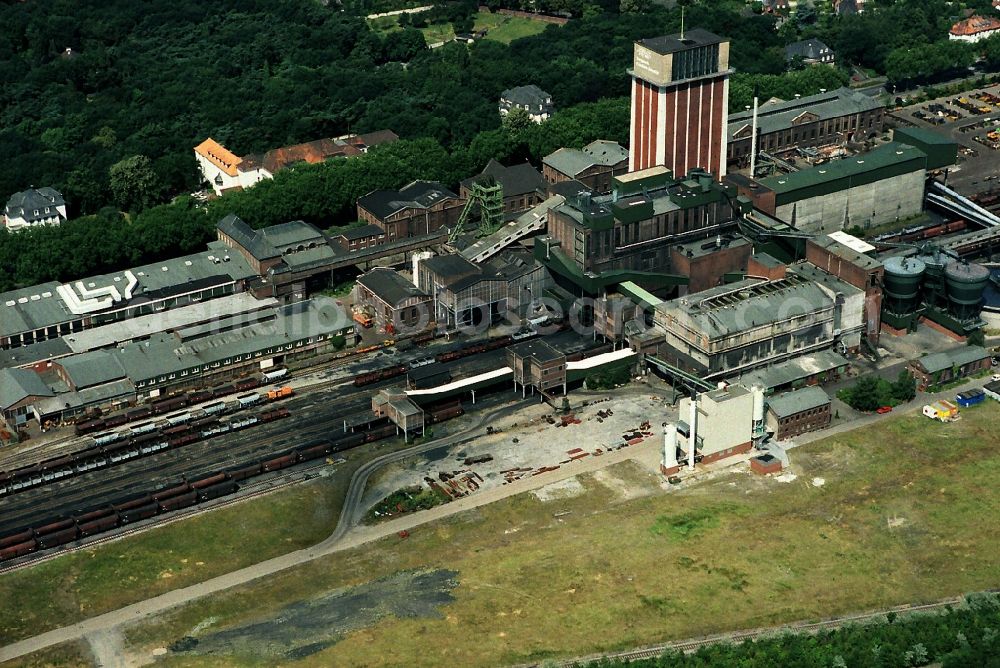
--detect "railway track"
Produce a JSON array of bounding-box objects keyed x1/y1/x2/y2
[
  {"x1": 537, "y1": 596, "x2": 972, "y2": 667},
  {"x1": 0, "y1": 461, "x2": 335, "y2": 576},
  {"x1": 0, "y1": 332, "x2": 597, "y2": 546}
]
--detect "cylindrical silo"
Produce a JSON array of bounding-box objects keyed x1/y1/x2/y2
[
  {"x1": 918, "y1": 251, "x2": 947, "y2": 308},
  {"x1": 882, "y1": 256, "x2": 926, "y2": 316},
  {"x1": 945, "y1": 260, "x2": 990, "y2": 322},
  {"x1": 752, "y1": 385, "x2": 765, "y2": 440}
]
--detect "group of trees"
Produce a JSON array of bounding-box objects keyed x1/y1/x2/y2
[
  {"x1": 590, "y1": 592, "x2": 1000, "y2": 668},
  {"x1": 838, "y1": 370, "x2": 917, "y2": 412}
]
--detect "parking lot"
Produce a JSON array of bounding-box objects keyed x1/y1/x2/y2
[{"x1": 890, "y1": 82, "x2": 1000, "y2": 194}]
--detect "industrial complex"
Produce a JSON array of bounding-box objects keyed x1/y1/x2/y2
[{"x1": 3, "y1": 26, "x2": 1000, "y2": 595}]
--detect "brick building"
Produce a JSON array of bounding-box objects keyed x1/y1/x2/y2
[
  {"x1": 805, "y1": 232, "x2": 884, "y2": 346},
  {"x1": 727, "y1": 88, "x2": 884, "y2": 165},
  {"x1": 460, "y1": 160, "x2": 547, "y2": 216},
  {"x1": 354, "y1": 268, "x2": 433, "y2": 334},
  {"x1": 542, "y1": 140, "x2": 628, "y2": 194},
  {"x1": 766, "y1": 386, "x2": 832, "y2": 440},
  {"x1": 334, "y1": 224, "x2": 386, "y2": 252},
  {"x1": 538, "y1": 166, "x2": 737, "y2": 293},
  {"x1": 628, "y1": 29, "x2": 732, "y2": 178},
  {"x1": 357, "y1": 181, "x2": 464, "y2": 241},
  {"x1": 909, "y1": 346, "x2": 991, "y2": 390},
  {"x1": 507, "y1": 339, "x2": 567, "y2": 398}
]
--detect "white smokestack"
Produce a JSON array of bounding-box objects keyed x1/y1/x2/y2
[
  {"x1": 752, "y1": 385, "x2": 765, "y2": 442},
  {"x1": 412, "y1": 251, "x2": 433, "y2": 287},
  {"x1": 688, "y1": 394, "x2": 697, "y2": 470},
  {"x1": 663, "y1": 423, "x2": 677, "y2": 470}
]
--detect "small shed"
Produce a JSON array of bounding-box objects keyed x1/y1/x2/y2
[{"x1": 750, "y1": 454, "x2": 783, "y2": 475}]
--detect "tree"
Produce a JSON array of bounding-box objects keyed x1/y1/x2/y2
[
  {"x1": 108, "y1": 155, "x2": 158, "y2": 213},
  {"x1": 619, "y1": 0, "x2": 650, "y2": 14},
  {"x1": 501, "y1": 106, "x2": 534, "y2": 136},
  {"x1": 890, "y1": 370, "x2": 916, "y2": 403}
]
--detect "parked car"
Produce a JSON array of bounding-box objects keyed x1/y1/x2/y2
[{"x1": 876, "y1": 406, "x2": 893, "y2": 414}]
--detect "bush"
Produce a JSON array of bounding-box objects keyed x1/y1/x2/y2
[{"x1": 585, "y1": 364, "x2": 631, "y2": 390}]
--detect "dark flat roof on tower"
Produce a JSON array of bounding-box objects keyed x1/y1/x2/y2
[{"x1": 638, "y1": 29, "x2": 726, "y2": 55}]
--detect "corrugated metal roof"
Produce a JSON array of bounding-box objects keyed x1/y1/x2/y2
[{"x1": 767, "y1": 385, "x2": 830, "y2": 418}]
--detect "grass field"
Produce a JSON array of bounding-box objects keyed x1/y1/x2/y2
[
  {"x1": 122, "y1": 403, "x2": 1000, "y2": 667},
  {"x1": 371, "y1": 11, "x2": 552, "y2": 46},
  {"x1": 0, "y1": 439, "x2": 403, "y2": 646},
  {"x1": 0, "y1": 642, "x2": 91, "y2": 668}
]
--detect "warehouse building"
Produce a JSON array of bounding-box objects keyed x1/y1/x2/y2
[
  {"x1": 653, "y1": 267, "x2": 863, "y2": 378},
  {"x1": 0, "y1": 368, "x2": 54, "y2": 427},
  {"x1": 0, "y1": 245, "x2": 256, "y2": 351},
  {"x1": 357, "y1": 181, "x2": 464, "y2": 241},
  {"x1": 909, "y1": 346, "x2": 991, "y2": 390},
  {"x1": 216, "y1": 215, "x2": 342, "y2": 300},
  {"x1": 727, "y1": 87, "x2": 884, "y2": 165},
  {"x1": 3, "y1": 299, "x2": 354, "y2": 425},
  {"x1": 766, "y1": 385, "x2": 832, "y2": 440},
  {"x1": 542, "y1": 140, "x2": 629, "y2": 194},
  {"x1": 416, "y1": 251, "x2": 550, "y2": 331},
  {"x1": 750, "y1": 142, "x2": 929, "y2": 234},
  {"x1": 536, "y1": 166, "x2": 738, "y2": 294},
  {"x1": 354, "y1": 268, "x2": 433, "y2": 334}
]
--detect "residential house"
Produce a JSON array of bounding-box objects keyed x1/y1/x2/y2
[
  {"x1": 195, "y1": 131, "x2": 399, "y2": 196},
  {"x1": 949, "y1": 15, "x2": 1000, "y2": 42},
  {"x1": 785, "y1": 38, "x2": 835, "y2": 67},
  {"x1": 4, "y1": 187, "x2": 67, "y2": 231},
  {"x1": 499, "y1": 85, "x2": 554, "y2": 123}
]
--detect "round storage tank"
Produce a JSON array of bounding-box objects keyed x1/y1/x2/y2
[
  {"x1": 882, "y1": 256, "x2": 925, "y2": 315},
  {"x1": 945, "y1": 260, "x2": 990, "y2": 322},
  {"x1": 917, "y1": 252, "x2": 947, "y2": 308}
]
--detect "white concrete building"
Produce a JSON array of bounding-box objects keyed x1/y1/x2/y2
[{"x1": 3, "y1": 187, "x2": 67, "y2": 232}]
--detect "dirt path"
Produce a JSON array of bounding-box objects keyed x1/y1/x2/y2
[{"x1": 85, "y1": 628, "x2": 126, "y2": 668}]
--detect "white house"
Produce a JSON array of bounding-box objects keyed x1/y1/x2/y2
[
  {"x1": 949, "y1": 15, "x2": 1000, "y2": 43},
  {"x1": 499, "y1": 85, "x2": 554, "y2": 124},
  {"x1": 3, "y1": 187, "x2": 67, "y2": 232},
  {"x1": 195, "y1": 132, "x2": 399, "y2": 197}
]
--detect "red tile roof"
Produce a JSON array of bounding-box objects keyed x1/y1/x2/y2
[{"x1": 950, "y1": 15, "x2": 1000, "y2": 36}]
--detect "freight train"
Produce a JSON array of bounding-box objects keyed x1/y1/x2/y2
[
  {"x1": 0, "y1": 400, "x2": 467, "y2": 563},
  {"x1": 0, "y1": 407, "x2": 291, "y2": 498},
  {"x1": 871, "y1": 220, "x2": 967, "y2": 245},
  {"x1": 353, "y1": 335, "x2": 515, "y2": 387},
  {"x1": 73, "y1": 370, "x2": 288, "y2": 436}
]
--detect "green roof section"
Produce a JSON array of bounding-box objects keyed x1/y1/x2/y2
[
  {"x1": 759, "y1": 142, "x2": 927, "y2": 206},
  {"x1": 892, "y1": 127, "x2": 958, "y2": 170},
  {"x1": 618, "y1": 281, "x2": 662, "y2": 308},
  {"x1": 535, "y1": 242, "x2": 688, "y2": 294}
]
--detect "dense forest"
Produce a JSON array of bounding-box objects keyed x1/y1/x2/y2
[
  {"x1": 590, "y1": 592, "x2": 1000, "y2": 668},
  {"x1": 1, "y1": 0, "x2": 998, "y2": 292}
]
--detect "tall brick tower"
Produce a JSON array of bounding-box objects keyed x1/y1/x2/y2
[{"x1": 628, "y1": 29, "x2": 731, "y2": 179}]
